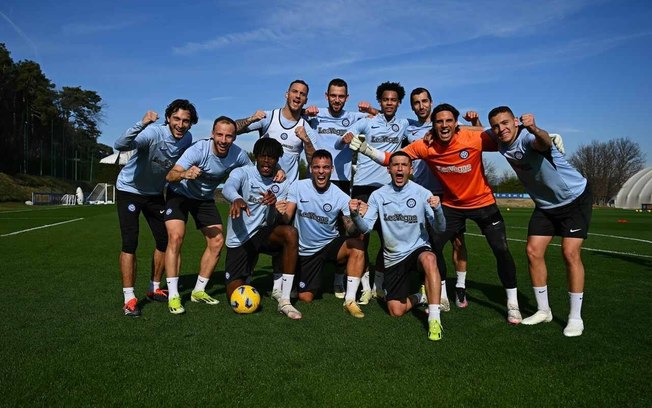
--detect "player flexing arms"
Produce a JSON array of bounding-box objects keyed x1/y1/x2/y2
[
  {"x1": 488, "y1": 107, "x2": 591, "y2": 336},
  {"x1": 338, "y1": 81, "x2": 409, "y2": 303},
  {"x1": 350, "y1": 103, "x2": 523, "y2": 324},
  {"x1": 350, "y1": 151, "x2": 446, "y2": 341},
  {"x1": 404, "y1": 88, "x2": 477, "y2": 310},
  {"x1": 304, "y1": 78, "x2": 370, "y2": 298},
  {"x1": 237, "y1": 79, "x2": 317, "y2": 182},
  {"x1": 276, "y1": 150, "x2": 366, "y2": 318},
  {"x1": 114, "y1": 99, "x2": 197, "y2": 317},
  {"x1": 163, "y1": 116, "x2": 253, "y2": 314},
  {"x1": 222, "y1": 138, "x2": 302, "y2": 320}
]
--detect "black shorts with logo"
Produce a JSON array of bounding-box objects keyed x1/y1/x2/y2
[
  {"x1": 116, "y1": 189, "x2": 167, "y2": 253},
  {"x1": 296, "y1": 236, "x2": 347, "y2": 294},
  {"x1": 164, "y1": 188, "x2": 222, "y2": 229},
  {"x1": 224, "y1": 226, "x2": 282, "y2": 283},
  {"x1": 384, "y1": 246, "x2": 431, "y2": 301},
  {"x1": 528, "y1": 184, "x2": 592, "y2": 239}
]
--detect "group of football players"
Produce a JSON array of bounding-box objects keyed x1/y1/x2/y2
[{"x1": 114, "y1": 78, "x2": 591, "y2": 341}]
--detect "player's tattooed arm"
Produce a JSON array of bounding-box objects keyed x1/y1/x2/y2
[
  {"x1": 296, "y1": 126, "x2": 315, "y2": 164},
  {"x1": 274, "y1": 199, "x2": 296, "y2": 225},
  {"x1": 341, "y1": 215, "x2": 362, "y2": 237},
  {"x1": 235, "y1": 110, "x2": 266, "y2": 134}
]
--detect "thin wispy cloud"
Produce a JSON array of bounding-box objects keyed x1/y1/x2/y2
[
  {"x1": 61, "y1": 20, "x2": 136, "y2": 35},
  {"x1": 0, "y1": 10, "x2": 38, "y2": 58}
]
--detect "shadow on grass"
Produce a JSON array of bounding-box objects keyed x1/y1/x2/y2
[{"x1": 591, "y1": 251, "x2": 652, "y2": 269}]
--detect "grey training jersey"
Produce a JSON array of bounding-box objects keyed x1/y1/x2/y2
[{"x1": 353, "y1": 181, "x2": 445, "y2": 267}]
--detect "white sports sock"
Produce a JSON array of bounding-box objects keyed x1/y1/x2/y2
[
  {"x1": 281, "y1": 274, "x2": 295, "y2": 300},
  {"x1": 345, "y1": 277, "x2": 361, "y2": 302},
  {"x1": 373, "y1": 271, "x2": 384, "y2": 292},
  {"x1": 123, "y1": 287, "x2": 136, "y2": 303},
  {"x1": 440, "y1": 280, "x2": 448, "y2": 300},
  {"x1": 334, "y1": 272, "x2": 345, "y2": 287},
  {"x1": 167, "y1": 277, "x2": 180, "y2": 299},
  {"x1": 506, "y1": 287, "x2": 519, "y2": 306},
  {"x1": 149, "y1": 281, "x2": 160, "y2": 292},
  {"x1": 455, "y1": 271, "x2": 467, "y2": 288},
  {"x1": 568, "y1": 292, "x2": 584, "y2": 320},
  {"x1": 272, "y1": 273, "x2": 283, "y2": 292},
  {"x1": 428, "y1": 304, "x2": 441, "y2": 322},
  {"x1": 533, "y1": 286, "x2": 550, "y2": 311},
  {"x1": 360, "y1": 270, "x2": 371, "y2": 291},
  {"x1": 194, "y1": 276, "x2": 209, "y2": 293}
]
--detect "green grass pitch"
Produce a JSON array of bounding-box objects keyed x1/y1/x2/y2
[{"x1": 0, "y1": 203, "x2": 650, "y2": 406}]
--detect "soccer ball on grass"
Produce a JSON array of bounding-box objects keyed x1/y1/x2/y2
[{"x1": 230, "y1": 285, "x2": 261, "y2": 314}]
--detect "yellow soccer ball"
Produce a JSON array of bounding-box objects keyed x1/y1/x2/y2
[{"x1": 230, "y1": 285, "x2": 261, "y2": 314}]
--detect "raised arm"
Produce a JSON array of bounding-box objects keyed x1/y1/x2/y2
[
  {"x1": 520, "y1": 113, "x2": 551, "y2": 152},
  {"x1": 235, "y1": 110, "x2": 266, "y2": 134},
  {"x1": 296, "y1": 125, "x2": 316, "y2": 165},
  {"x1": 114, "y1": 111, "x2": 158, "y2": 151}
]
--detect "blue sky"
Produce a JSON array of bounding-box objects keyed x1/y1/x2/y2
[{"x1": 2, "y1": 0, "x2": 651, "y2": 174}]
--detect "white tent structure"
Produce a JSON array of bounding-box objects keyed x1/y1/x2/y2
[
  {"x1": 100, "y1": 150, "x2": 136, "y2": 165},
  {"x1": 614, "y1": 167, "x2": 652, "y2": 209}
]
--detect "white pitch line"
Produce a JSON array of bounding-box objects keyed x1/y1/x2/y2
[
  {"x1": 1, "y1": 218, "x2": 84, "y2": 237},
  {"x1": 505, "y1": 226, "x2": 652, "y2": 244},
  {"x1": 465, "y1": 233, "x2": 652, "y2": 259},
  {"x1": 0, "y1": 206, "x2": 74, "y2": 214},
  {"x1": 586, "y1": 232, "x2": 652, "y2": 244}
]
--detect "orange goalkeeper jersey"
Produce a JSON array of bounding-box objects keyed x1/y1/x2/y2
[{"x1": 399, "y1": 128, "x2": 498, "y2": 209}]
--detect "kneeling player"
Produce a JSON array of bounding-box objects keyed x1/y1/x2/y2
[
  {"x1": 277, "y1": 150, "x2": 366, "y2": 318},
  {"x1": 222, "y1": 138, "x2": 302, "y2": 319},
  {"x1": 350, "y1": 151, "x2": 446, "y2": 341}
]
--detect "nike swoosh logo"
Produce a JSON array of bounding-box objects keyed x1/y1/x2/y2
[
  {"x1": 382, "y1": 202, "x2": 392, "y2": 206},
  {"x1": 159, "y1": 210, "x2": 165, "y2": 214},
  {"x1": 300, "y1": 199, "x2": 309, "y2": 203},
  {"x1": 538, "y1": 290, "x2": 546, "y2": 294},
  {"x1": 492, "y1": 221, "x2": 501, "y2": 226},
  {"x1": 371, "y1": 126, "x2": 380, "y2": 129},
  {"x1": 570, "y1": 228, "x2": 581, "y2": 233}
]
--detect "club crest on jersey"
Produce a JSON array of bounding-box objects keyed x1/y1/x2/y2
[
  {"x1": 323, "y1": 203, "x2": 332, "y2": 212},
  {"x1": 166, "y1": 208, "x2": 172, "y2": 215},
  {"x1": 391, "y1": 124, "x2": 399, "y2": 132},
  {"x1": 514, "y1": 151, "x2": 524, "y2": 160},
  {"x1": 459, "y1": 150, "x2": 469, "y2": 159},
  {"x1": 299, "y1": 281, "x2": 306, "y2": 288},
  {"x1": 225, "y1": 272, "x2": 231, "y2": 280},
  {"x1": 270, "y1": 185, "x2": 280, "y2": 194},
  {"x1": 128, "y1": 204, "x2": 136, "y2": 212},
  {"x1": 406, "y1": 198, "x2": 417, "y2": 208},
  {"x1": 342, "y1": 118, "x2": 350, "y2": 127},
  {"x1": 280, "y1": 132, "x2": 289, "y2": 140}
]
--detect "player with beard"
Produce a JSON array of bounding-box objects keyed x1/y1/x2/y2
[
  {"x1": 276, "y1": 150, "x2": 366, "y2": 318},
  {"x1": 337, "y1": 81, "x2": 409, "y2": 304},
  {"x1": 114, "y1": 99, "x2": 197, "y2": 317},
  {"x1": 222, "y1": 138, "x2": 302, "y2": 320},
  {"x1": 236, "y1": 80, "x2": 318, "y2": 300},
  {"x1": 303, "y1": 78, "x2": 372, "y2": 299},
  {"x1": 349, "y1": 151, "x2": 446, "y2": 341},
  {"x1": 163, "y1": 116, "x2": 266, "y2": 314},
  {"x1": 349, "y1": 103, "x2": 523, "y2": 325},
  {"x1": 403, "y1": 88, "x2": 479, "y2": 310},
  {"x1": 488, "y1": 107, "x2": 591, "y2": 337},
  {"x1": 236, "y1": 79, "x2": 317, "y2": 182}
]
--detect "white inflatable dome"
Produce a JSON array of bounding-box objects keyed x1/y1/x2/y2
[{"x1": 614, "y1": 167, "x2": 652, "y2": 209}]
